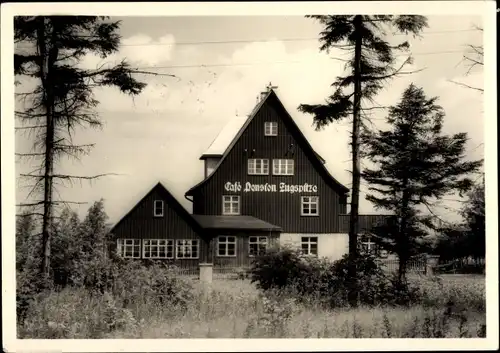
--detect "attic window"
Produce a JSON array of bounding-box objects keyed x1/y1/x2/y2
[
  {"x1": 264, "y1": 122, "x2": 278, "y2": 136},
  {"x1": 153, "y1": 200, "x2": 164, "y2": 217}
]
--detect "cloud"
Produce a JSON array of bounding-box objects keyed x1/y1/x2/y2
[{"x1": 80, "y1": 33, "x2": 176, "y2": 70}]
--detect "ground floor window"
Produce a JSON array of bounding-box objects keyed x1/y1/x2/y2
[
  {"x1": 117, "y1": 239, "x2": 141, "y2": 258},
  {"x1": 301, "y1": 236, "x2": 318, "y2": 256},
  {"x1": 176, "y1": 239, "x2": 199, "y2": 259},
  {"x1": 143, "y1": 239, "x2": 174, "y2": 259},
  {"x1": 217, "y1": 236, "x2": 237, "y2": 257},
  {"x1": 359, "y1": 234, "x2": 388, "y2": 258},
  {"x1": 249, "y1": 236, "x2": 268, "y2": 257}
]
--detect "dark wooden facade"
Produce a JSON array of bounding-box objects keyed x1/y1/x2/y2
[
  {"x1": 206, "y1": 230, "x2": 281, "y2": 268},
  {"x1": 111, "y1": 182, "x2": 209, "y2": 268},
  {"x1": 186, "y1": 90, "x2": 350, "y2": 234}
]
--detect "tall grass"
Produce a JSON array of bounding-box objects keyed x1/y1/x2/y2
[{"x1": 19, "y1": 275, "x2": 486, "y2": 339}]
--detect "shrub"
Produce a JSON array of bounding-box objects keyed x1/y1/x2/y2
[
  {"x1": 249, "y1": 247, "x2": 424, "y2": 308},
  {"x1": 19, "y1": 288, "x2": 138, "y2": 338},
  {"x1": 109, "y1": 259, "x2": 194, "y2": 311}
]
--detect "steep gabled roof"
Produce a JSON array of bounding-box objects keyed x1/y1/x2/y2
[
  {"x1": 186, "y1": 89, "x2": 349, "y2": 197},
  {"x1": 110, "y1": 181, "x2": 204, "y2": 236}
]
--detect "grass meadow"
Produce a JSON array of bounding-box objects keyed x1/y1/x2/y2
[{"x1": 18, "y1": 274, "x2": 486, "y2": 339}]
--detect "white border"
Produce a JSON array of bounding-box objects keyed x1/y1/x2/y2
[{"x1": 2, "y1": 1, "x2": 497, "y2": 352}]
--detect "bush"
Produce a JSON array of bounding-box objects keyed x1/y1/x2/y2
[
  {"x1": 108, "y1": 259, "x2": 194, "y2": 311},
  {"x1": 249, "y1": 247, "x2": 422, "y2": 308}
]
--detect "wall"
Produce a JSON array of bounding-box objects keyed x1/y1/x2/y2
[
  {"x1": 211, "y1": 230, "x2": 280, "y2": 268},
  {"x1": 279, "y1": 233, "x2": 349, "y2": 262}
]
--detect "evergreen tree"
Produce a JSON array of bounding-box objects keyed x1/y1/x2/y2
[
  {"x1": 78, "y1": 199, "x2": 115, "y2": 291},
  {"x1": 16, "y1": 212, "x2": 39, "y2": 272},
  {"x1": 461, "y1": 177, "x2": 485, "y2": 260},
  {"x1": 298, "y1": 15, "x2": 428, "y2": 305},
  {"x1": 51, "y1": 208, "x2": 82, "y2": 286},
  {"x1": 14, "y1": 16, "x2": 173, "y2": 283},
  {"x1": 361, "y1": 84, "x2": 482, "y2": 283}
]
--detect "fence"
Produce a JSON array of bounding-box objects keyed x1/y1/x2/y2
[
  {"x1": 172, "y1": 265, "x2": 250, "y2": 280},
  {"x1": 379, "y1": 256, "x2": 428, "y2": 275},
  {"x1": 171, "y1": 254, "x2": 441, "y2": 282}
]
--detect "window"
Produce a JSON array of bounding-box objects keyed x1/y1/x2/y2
[
  {"x1": 264, "y1": 122, "x2": 278, "y2": 136},
  {"x1": 248, "y1": 159, "x2": 269, "y2": 175},
  {"x1": 143, "y1": 239, "x2": 174, "y2": 259},
  {"x1": 154, "y1": 200, "x2": 164, "y2": 217},
  {"x1": 217, "y1": 236, "x2": 237, "y2": 257},
  {"x1": 273, "y1": 159, "x2": 294, "y2": 175},
  {"x1": 222, "y1": 195, "x2": 240, "y2": 215},
  {"x1": 176, "y1": 240, "x2": 199, "y2": 259},
  {"x1": 117, "y1": 239, "x2": 141, "y2": 258},
  {"x1": 249, "y1": 236, "x2": 268, "y2": 257},
  {"x1": 360, "y1": 234, "x2": 387, "y2": 257},
  {"x1": 301, "y1": 237, "x2": 318, "y2": 256},
  {"x1": 360, "y1": 234, "x2": 376, "y2": 254},
  {"x1": 301, "y1": 196, "x2": 319, "y2": 216}
]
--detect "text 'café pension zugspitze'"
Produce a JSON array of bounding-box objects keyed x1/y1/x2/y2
[{"x1": 111, "y1": 86, "x2": 391, "y2": 269}]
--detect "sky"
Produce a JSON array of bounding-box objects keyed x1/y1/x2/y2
[{"x1": 14, "y1": 15, "x2": 485, "y2": 225}]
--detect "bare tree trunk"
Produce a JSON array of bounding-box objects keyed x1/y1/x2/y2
[
  {"x1": 347, "y1": 15, "x2": 363, "y2": 307},
  {"x1": 37, "y1": 17, "x2": 55, "y2": 283}
]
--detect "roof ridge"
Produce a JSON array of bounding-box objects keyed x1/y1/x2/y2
[{"x1": 186, "y1": 87, "x2": 349, "y2": 196}]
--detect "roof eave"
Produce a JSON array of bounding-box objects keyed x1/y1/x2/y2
[{"x1": 199, "y1": 154, "x2": 223, "y2": 160}]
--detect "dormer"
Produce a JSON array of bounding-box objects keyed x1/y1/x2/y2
[
  {"x1": 199, "y1": 116, "x2": 248, "y2": 178},
  {"x1": 200, "y1": 154, "x2": 221, "y2": 178}
]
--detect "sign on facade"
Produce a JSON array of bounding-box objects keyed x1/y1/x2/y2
[{"x1": 224, "y1": 181, "x2": 318, "y2": 194}]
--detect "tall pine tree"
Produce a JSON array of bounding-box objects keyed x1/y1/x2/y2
[
  {"x1": 15, "y1": 16, "x2": 174, "y2": 284},
  {"x1": 361, "y1": 84, "x2": 482, "y2": 283},
  {"x1": 298, "y1": 15, "x2": 427, "y2": 305}
]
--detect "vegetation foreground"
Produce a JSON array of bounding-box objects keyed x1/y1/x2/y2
[{"x1": 19, "y1": 274, "x2": 485, "y2": 339}]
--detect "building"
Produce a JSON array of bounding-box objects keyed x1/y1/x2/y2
[{"x1": 111, "y1": 85, "x2": 390, "y2": 268}]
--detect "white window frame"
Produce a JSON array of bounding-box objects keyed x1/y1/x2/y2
[
  {"x1": 360, "y1": 234, "x2": 386, "y2": 257},
  {"x1": 248, "y1": 236, "x2": 268, "y2": 257},
  {"x1": 273, "y1": 159, "x2": 294, "y2": 175},
  {"x1": 301, "y1": 196, "x2": 319, "y2": 216},
  {"x1": 222, "y1": 195, "x2": 240, "y2": 215},
  {"x1": 142, "y1": 239, "x2": 174, "y2": 259},
  {"x1": 301, "y1": 236, "x2": 318, "y2": 257},
  {"x1": 264, "y1": 121, "x2": 278, "y2": 136},
  {"x1": 175, "y1": 239, "x2": 200, "y2": 259},
  {"x1": 117, "y1": 239, "x2": 141, "y2": 258},
  {"x1": 153, "y1": 200, "x2": 164, "y2": 217},
  {"x1": 248, "y1": 158, "x2": 269, "y2": 175},
  {"x1": 217, "y1": 236, "x2": 237, "y2": 257}
]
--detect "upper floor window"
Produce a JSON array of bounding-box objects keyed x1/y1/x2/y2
[
  {"x1": 154, "y1": 200, "x2": 164, "y2": 217},
  {"x1": 222, "y1": 195, "x2": 240, "y2": 215},
  {"x1": 264, "y1": 122, "x2": 278, "y2": 136},
  {"x1": 301, "y1": 236, "x2": 318, "y2": 256},
  {"x1": 301, "y1": 196, "x2": 319, "y2": 216},
  {"x1": 248, "y1": 158, "x2": 269, "y2": 175},
  {"x1": 273, "y1": 159, "x2": 294, "y2": 175},
  {"x1": 249, "y1": 236, "x2": 268, "y2": 257}
]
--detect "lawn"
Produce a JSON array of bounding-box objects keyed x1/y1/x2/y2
[{"x1": 19, "y1": 273, "x2": 486, "y2": 338}]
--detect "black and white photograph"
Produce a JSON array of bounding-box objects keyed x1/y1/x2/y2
[{"x1": 1, "y1": 1, "x2": 497, "y2": 351}]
